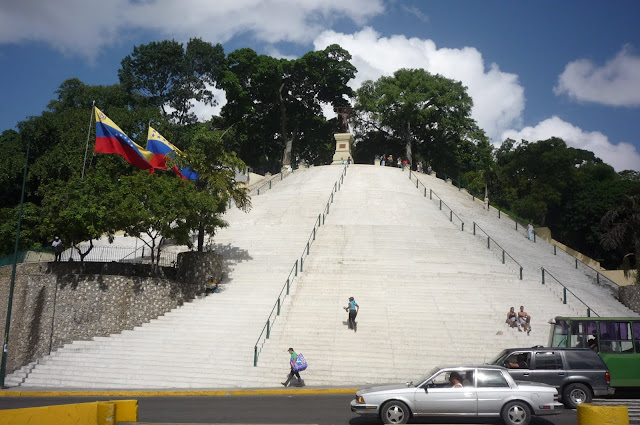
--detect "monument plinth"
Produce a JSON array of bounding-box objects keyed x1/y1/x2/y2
[{"x1": 331, "y1": 133, "x2": 353, "y2": 164}]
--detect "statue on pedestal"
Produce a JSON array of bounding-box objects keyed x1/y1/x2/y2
[{"x1": 334, "y1": 106, "x2": 352, "y2": 133}]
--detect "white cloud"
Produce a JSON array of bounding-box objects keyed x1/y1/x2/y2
[
  {"x1": 554, "y1": 46, "x2": 640, "y2": 107},
  {"x1": 313, "y1": 27, "x2": 525, "y2": 142},
  {"x1": 0, "y1": 0, "x2": 384, "y2": 59},
  {"x1": 502, "y1": 116, "x2": 640, "y2": 171}
]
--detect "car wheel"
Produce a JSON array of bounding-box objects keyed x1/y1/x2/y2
[
  {"x1": 563, "y1": 383, "x2": 592, "y2": 408},
  {"x1": 381, "y1": 400, "x2": 410, "y2": 424},
  {"x1": 501, "y1": 400, "x2": 531, "y2": 425}
]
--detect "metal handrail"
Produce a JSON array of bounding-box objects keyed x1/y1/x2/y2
[
  {"x1": 408, "y1": 170, "x2": 464, "y2": 231},
  {"x1": 253, "y1": 163, "x2": 349, "y2": 366},
  {"x1": 472, "y1": 222, "x2": 524, "y2": 280},
  {"x1": 540, "y1": 236, "x2": 620, "y2": 298},
  {"x1": 541, "y1": 267, "x2": 600, "y2": 317},
  {"x1": 252, "y1": 168, "x2": 294, "y2": 196}
]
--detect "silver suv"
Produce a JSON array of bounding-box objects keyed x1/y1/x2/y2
[{"x1": 489, "y1": 347, "x2": 613, "y2": 408}]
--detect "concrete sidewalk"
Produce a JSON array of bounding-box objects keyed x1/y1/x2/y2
[{"x1": 0, "y1": 386, "x2": 358, "y2": 397}]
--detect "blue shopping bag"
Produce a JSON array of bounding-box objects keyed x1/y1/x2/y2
[{"x1": 291, "y1": 353, "x2": 307, "y2": 372}]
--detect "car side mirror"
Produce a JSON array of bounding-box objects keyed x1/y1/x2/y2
[{"x1": 423, "y1": 387, "x2": 428, "y2": 393}]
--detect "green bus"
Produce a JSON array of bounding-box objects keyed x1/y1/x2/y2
[{"x1": 549, "y1": 316, "x2": 640, "y2": 388}]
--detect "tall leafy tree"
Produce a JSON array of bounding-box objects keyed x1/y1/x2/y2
[
  {"x1": 39, "y1": 171, "x2": 122, "y2": 261},
  {"x1": 221, "y1": 45, "x2": 355, "y2": 171},
  {"x1": 119, "y1": 38, "x2": 225, "y2": 125},
  {"x1": 353, "y1": 68, "x2": 485, "y2": 174},
  {"x1": 178, "y1": 126, "x2": 251, "y2": 251},
  {"x1": 600, "y1": 192, "x2": 640, "y2": 280}
]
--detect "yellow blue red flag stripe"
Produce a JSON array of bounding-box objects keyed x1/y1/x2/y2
[
  {"x1": 94, "y1": 108, "x2": 158, "y2": 170},
  {"x1": 146, "y1": 126, "x2": 198, "y2": 180}
]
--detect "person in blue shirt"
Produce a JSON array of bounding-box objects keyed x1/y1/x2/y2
[{"x1": 344, "y1": 297, "x2": 359, "y2": 332}]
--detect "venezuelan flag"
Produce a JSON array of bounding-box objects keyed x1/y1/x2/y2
[
  {"x1": 146, "y1": 126, "x2": 198, "y2": 180},
  {"x1": 94, "y1": 108, "x2": 158, "y2": 171}
]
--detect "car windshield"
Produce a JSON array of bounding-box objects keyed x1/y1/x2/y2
[
  {"x1": 487, "y1": 350, "x2": 508, "y2": 365},
  {"x1": 414, "y1": 367, "x2": 440, "y2": 386}
]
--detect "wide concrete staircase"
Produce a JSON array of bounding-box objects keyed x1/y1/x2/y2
[
  {"x1": 410, "y1": 171, "x2": 637, "y2": 318},
  {"x1": 8, "y1": 165, "x2": 631, "y2": 388},
  {"x1": 255, "y1": 165, "x2": 578, "y2": 385},
  {"x1": 8, "y1": 166, "x2": 347, "y2": 388}
]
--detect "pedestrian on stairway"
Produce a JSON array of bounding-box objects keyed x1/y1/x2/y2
[
  {"x1": 518, "y1": 306, "x2": 531, "y2": 335},
  {"x1": 282, "y1": 348, "x2": 302, "y2": 387},
  {"x1": 527, "y1": 223, "x2": 534, "y2": 241},
  {"x1": 344, "y1": 297, "x2": 359, "y2": 332}
]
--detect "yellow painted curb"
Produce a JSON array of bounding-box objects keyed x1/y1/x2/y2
[
  {"x1": 0, "y1": 400, "x2": 138, "y2": 425},
  {"x1": 577, "y1": 403, "x2": 629, "y2": 425},
  {"x1": 0, "y1": 388, "x2": 358, "y2": 397}
]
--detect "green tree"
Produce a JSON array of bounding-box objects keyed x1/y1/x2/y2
[
  {"x1": 117, "y1": 171, "x2": 193, "y2": 264},
  {"x1": 178, "y1": 126, "x2": 251, "y2": 251},
  {"x1": 119, "y1": 38, "x2": 226, "y2": 125},
  {"x1": 600, "y1": 193, "x2": 640, "y2": 281},
  {"x1": 39, "y1": 171, "x2": 122, "y2": 261},
  {"x1": 353, "y1": 68, "x2": 485, "y2": 175},
  {"x1": 221, "y1": 45, "x2": 355, "y2": 171}
]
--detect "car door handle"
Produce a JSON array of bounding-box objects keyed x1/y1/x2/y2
[
  {"x1": 523, "y1": 373, "x2": 529, "y2": 376},
  {"x1": 558, "y1": 373, "x2": 565, "y2": 376}
]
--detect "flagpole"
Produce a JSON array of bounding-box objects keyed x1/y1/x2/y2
[
  {"x1": 81, "y1": 101, "x2": 95, "y2": 179},
  {"x1": 0, "y1": 138, "x2": 31, "y2": 388}
]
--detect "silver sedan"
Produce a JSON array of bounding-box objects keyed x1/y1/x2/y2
[{"x1": 350, "y1": 365, "x2": 563, "y2": 425}]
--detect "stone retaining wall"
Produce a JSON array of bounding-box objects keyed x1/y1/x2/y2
[
  {"x1": 619, "y1": 284, "x2": 640, "y2": 315},
  {"x1": 0, "y1": 251, "x2": 223, "y2": 375}
]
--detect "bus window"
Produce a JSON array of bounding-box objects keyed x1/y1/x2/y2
[
  {"x1": 634, "y1": 322, "x2": 640, "y2": 353},
  {"x1": 551, "y1": 320, "x2": 568, "y2": 347},
  {"x1": 599, "y1": 322, "x2": 633, "y2": 353},
  {"x1": 570, "y1": 321, "x2": 596, "y2": 348}
]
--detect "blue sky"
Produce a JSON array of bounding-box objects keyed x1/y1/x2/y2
[{"x1": 1, "y1": 0, "x2": 639, "y2": 170}]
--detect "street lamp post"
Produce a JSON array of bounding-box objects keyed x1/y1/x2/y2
[{"x1": 0, "y1": 139, "x2": 31, "y2": 388}]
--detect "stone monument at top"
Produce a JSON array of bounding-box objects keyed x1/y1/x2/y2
[{"x1": 331, "y1": 106, "x2": 354, "y2": 165}]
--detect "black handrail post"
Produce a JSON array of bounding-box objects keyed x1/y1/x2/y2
[
  {"x1": 473, "y1": 222, "x2": 476, "y2": 235},
  {"x1": 449, "y1": 210, "x2": 452, "y2": 222},
  {"x1": 269, "y1": 180, "x2": 272, "y2": 189},
  {"x1": 277, "y1": 298, "x2": 281, "y2": 315},
  {"x1": 587, "y1": 308, "x2": 591, "y2": 317},
  {"x1": 515, "y1": 222, "x2": 518, "y2": 231},
  {"x1": 416, "y1": 179, "x2": 418, "y2": 188},
  {"x1": 409, "y1": 169, "x2": 412, "y2": 179},
  {"x1": 487, "y1": 236, "x2": 490, "y2": 249},
  {"x1": 295, "y1": 259, "x2": 298, "y2": 276},
  {"x1": 281, "y1": 172, "x2": 283, "y2": 181},
  {"x1": 575, "y1": 258, "x2": 578, "y2": 269},
  {"x1": 257, "y1": 188, "x2": 260, "y2": 195},
  {"x1": 461, "y1": 222, "x2": 464, "y2": 232},
  {"x1": 322, "y1": 213, "x2": 325, "y2": 225},
  {"x1": 313, "y1": 227, "x2": 316, "y2": 241},
  {"x1": 498, "y1": 210, "x2": 501, "y2": 219},
  {"x1": 306, "y1": 241, "x2": 310, "y2": 255},
  {"x1": 439, "y1": 200, "x2": 442, "y2": 210},
  {"x1": 430, "y1": 189, "x2": 432, "y2": 200},
  {"x1": 300, "y1": 256, "x2": 304, "y2": 272},
  {"x1": 254, "y1": 346, "x2": 258, "y2": 366},
  {"x1": 286, "y1": 278, "x2": 290, "y2": 295},
  {"x1": 318, "y1": 213, "x2": 321, "y2": 227},
  {"x1": 597, "y1": 272, "x2": 600, "y2": 285},
  {"x1": 502, "y1": 250, "x2": 505, "y2": 264},
  {"x1": 424, "y1": 188, "x2": 427, "y2": 197},
  {"x1": 519, "y1": 267, "x2": 523, "y2": 280},
  {"x1": 554, "y1": 245, "x2": 557, "y2": 255},
  {"x1": 563, "y1": 288, "x2": 567, "y2": 304},
  {"x1": 542, "y1": 268, "x2": 545, "y2": 284},
  {"x1": 534, "y1": 232, "x2": 536, "y2": 243},
  {"x1": 266, "y1": 320, "x2": 270, "y2": 339}
]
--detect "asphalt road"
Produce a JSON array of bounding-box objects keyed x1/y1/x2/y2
[{"x1": 0, "y1": 393, "x2": 580, "y2": 425}]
